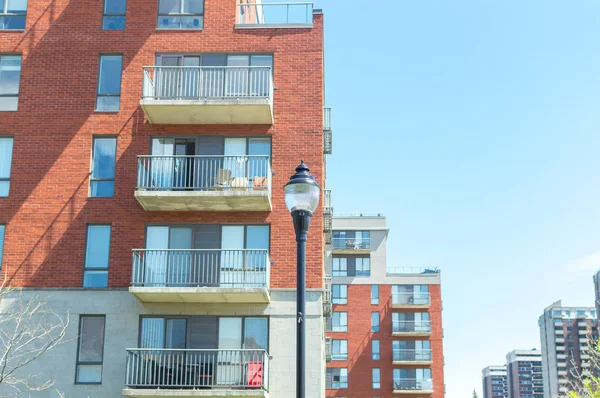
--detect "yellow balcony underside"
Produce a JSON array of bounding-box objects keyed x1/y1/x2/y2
[
  {"x1": 135, "y1": 190, "x2": 272, "y2": 212},
  {"x1": 129, "y1": 287, "x2": 271, "y2": 304},
  {"x1": 140, "y1": 99, "x2": 273, "y2": 125},
  {"x1": 391, "y1": 303, "x2": 431, "y2": 310},
  {"x1": 392, "y1": 332, "x2": 432, "y2": 338}
]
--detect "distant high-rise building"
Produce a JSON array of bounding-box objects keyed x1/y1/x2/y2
[
  {"x1": 539, "y1": 301, "x2": 598, "y2": 398},
  {"x1": 505, "y1": 350, "x2": 543, "y2": 398},
  {"x1": 593, "y1": 270, "x2": 600, "y2": 316},
  {"x1": 482, "y1": 365, "x2": 508, "y2": 398}
]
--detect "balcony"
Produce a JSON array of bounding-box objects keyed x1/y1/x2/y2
[
  {"x1": 123, "y1": 349, "x2": 269, "y2": 398},
  {"x1": 392, "y1": 349, "x2": 433, "y2": 366},
  {"x1": 129, "y1": 249, "x2": 270, "y2": 303},
  {"x1": 555, "y1": 338, "x2": 565, "y2": 343},
  {"x1": 141, "y1": 66, "x2": 273, "y2": 125},
  {"x1": 332, "y1": 237, "x2": 371, "y2": 254},
  {"x1": 393, "y1": 379, "x2": 433, "y2": 395},
  {"x1": 324, "y1": 107, "x2": 332, "y2": 154},
  {"x1": 135, "y1": 155, "x2": 272, "y2": 212},
  {"x1": 392, "y1": 292, "x2": 431, "y2": 309},
  {"x1": 325, "y1": 337, "x2": 332, "y2": 363},
  {"x1": 323, "y1": 189, "x2": 332, "y2": 234},
  {"x1": 235, "y1": 2, "x2": 314, "y2": 29},
  {"x1": 392, "y1": 321, "x2": 432, "y2": 337},
  {"x1": 323, "y1": 275, "x2": 332, "y2": 317}
]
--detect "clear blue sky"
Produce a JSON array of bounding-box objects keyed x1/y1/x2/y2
[{"x1": 317, "y1": 1, "x2": 600, "y2": 396}]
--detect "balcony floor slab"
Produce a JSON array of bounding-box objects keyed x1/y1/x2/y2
[
  {"x1": 141, "y1": 100, "x2": 273, "y2": 125},
  {"x1": 129, "y1": 287, "x2": 270, "y2": 304},
  {"x1": 135, "y1": 190, "x2": 272, "y2": 212}
]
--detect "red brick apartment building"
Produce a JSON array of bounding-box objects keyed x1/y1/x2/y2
[
  {"x1": 0, "y1": 1, "x2": 331, "y2": 396},
  {"x1": 324, "y1": 215, "x2": 445, "y2": 398}
]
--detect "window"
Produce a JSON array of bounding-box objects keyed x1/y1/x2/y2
[
  {"x1": 332, "y1": 340, "x2": 348, "y2": 360},
  {"x1": 0, "y1": 0, "x2": 26, "y2": 30},
  {"x1": 0, "y1": 137, "x2": 13, "y2": 196},
  {"x1": 76, "y1": 316, "x2": 106, "y2": 383},
  {"x1": 84, "y1": 225, "x2": 111, "y2": 288},
  {"x1": 371, "y1": 285, "x2": 379, "y2": 305},
  {"x1": 372, "y1": 368, "x2": 380, "y2": 389},
  {"x1": 326, "y1": 368, "x2": 348, "y2": 389},
  {"x1": 332, "y1": 312, "x2": 348, "y2": 332},
  {"x1": 157, "y1": 0, "x2": 204, "y2": 30},
  {"x1": 0, "y1": 224, "x2": 5, "y2": 271},
  {"x1": 333, "y1": 257, "x2": 347, "y2": 276},
  {"x1": 96, "y1": 55, "x2": 122, "y2": 111},
  {"x1": 356, "y1": 257, "x2": 370, "y2": 276},
  {"x1": 103, "y1": 0, "x2": 126, "y2": 30},
  {"x1": 332, "y1": 285, "x2": 347, "y2": 304},
  {"x1": 371, "y1": 312, "x2": 379, "y2": 332},
  {"x1": 0, "y1": 55, "x2": 21, "y2": 111},
  {"x1": 372, "y1": 340, "x2": 380, "y2": 360},
  {"x1": 90, "y1": 137, "x2": 116, "y2": 197}
]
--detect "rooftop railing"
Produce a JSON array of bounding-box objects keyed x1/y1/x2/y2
[
  {"x1": 131, "y1": 249, "x2": 270, "y2": 288},
  {"x1": 125, "y1": 348, "x2": 269, "y2": 390},
  {"x1": 387, "y1": 266, "x2": 440, "y2": 275},
  {"x1": 142, "y1": 66, "x2": 273, "y2": 101},
  {"x1": 236, "y1": 2, "x2": 314, "y2": 26}
]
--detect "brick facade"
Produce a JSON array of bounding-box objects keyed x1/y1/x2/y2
[{"x1": 0, "y1": 0, "x2": 325, "y2": 289}]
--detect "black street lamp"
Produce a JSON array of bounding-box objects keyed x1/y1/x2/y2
[{"x1": 284, "y1": 160, "x2": 321, "y2": 398}]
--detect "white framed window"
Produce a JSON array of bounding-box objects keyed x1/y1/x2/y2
[
  {"x1": 96, "y1": 55, "x2": 123, "y2": 111},
  {"x1": 103, "y1": 0, "x2": 126, "y2": 30},
  {"x1": 332, "y1": 340, "x2": 348, "y2": 360},
  {"x1": 371, "y1": 285, "x2": 379, "y2": 305},
  {"x1": 332, "y1": 312, "x2": 347, "y2": 332},
  {"x1": 372, "y1": 368, "x2": 380, "y2": 389},
  {"x1": 0, "y1": 224, "x2": 5, "y2": 271},
  {"x1": 0, "y1": 137, "x2": 13, "y2": 196},
  {"x1": 0, "y1": 55, "x2": 22, "y2": 111},
  {"x1": 0, "y1": 0, "x2": 26, "y2": 30},
  {"x1": 355, "y1": 257, "x2": 370, "y2": 276},
  {"x1": 333, "y1": 257, "x2": 347, "y2": 276},
  {"x1": 371, "y1": 312, "x2": 379, "y2": 332},
  {"x1": 332, "y1": 284, "x2": 347, "y2": 304},
  {"x1": 83, "y1": 225, "x2": 111, "y2": 288},
  {"x1": 157, "y1": 0, "x2": 204, "y2": 29},
  {"x1": 90, "y1": 137, "x2": 117, "y2": 197},
  {"x1": 328, "y1": 368, "x2": 348, "y2": 389},
  {"x1": 372, "y1": 340, "x2": 380, "y2": 360}
]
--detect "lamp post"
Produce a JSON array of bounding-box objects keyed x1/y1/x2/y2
[{"x1": 284, "y1": 160, "x2": 321, "y2": 398}]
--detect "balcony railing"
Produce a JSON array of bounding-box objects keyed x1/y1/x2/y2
[
  {"x1": 393, "y1": 349, "x2": 432, "y2": 362},
  {"x1": 125, "y1": 349, "x2": 269, "y2": 390},
  {"x1": 323, "y1": 275, "x2": 332, "y2": 317},
  {"x1": 387, "y1": 266, "x2": 440, "y2": 275},
  {"x1": 392, "y1": 292, "x2": 431, "y2": 306},
  {"x1": 392, "y1": 321, "x2": 432, "y2": 334},
  {"x1": 324, "y1": 190, "x2": 332, "y2": 215},
  {"x1": 236, "y1": 2, "x2": 314, "y2": 27},
  {"x1": 132, "y1": 249, "x2": 270, "y2": 288},
  {"x1": 325, "y1": 337, "x2": 332, "y2": 363},
  {"x1": 332, "y1": 237, "x2": 370, "y2": 250},
  {"x1": 394, "y1": 379, "x2": 433, "y2": 391},
  {"x1": 137, "y1": 155, "x2": 271, "y2": 193},
  {"x1": 143, "y1": 66, "x2": 273, "y2": 101}
]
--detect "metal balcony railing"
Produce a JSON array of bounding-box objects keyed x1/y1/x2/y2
[
  {"x1": 393, "y1": 349, "x2": 432, "y2": 362},
  {"x1": 332, "y1": 237, "x2": 370, "y2": 250},
  {"x1": 387, "y1": 266, "x2": 440, "y2": 275},
  {"x1": 323, "y1": 275, "x2": 332, "y2": 317},
  {"x1": 392, "y1": 292, "x2": 431, "y2": 306},
  {"x1": 394, "y1": 379, "x2": 433, "y2": 391},
  {"x1": 323, "y1": 107, "x2": 331, "y2": 131},
  {"x1": 324, "y1": 107, "x2": 332, "y2": 154},
  {"x1": 131, "y1": 249, "x2": 270, "y2": 288},
  {"x1": 323, "y1": 190, "x2": 332, "y2": 215},
  {"x1": 236, "y1": 2, "x2": 314, "y2": 26},
  {"x1": 142, "y1": 66, "x2": 273, "y2": 101},
  {"x1": 325, "y1": 337, "x2": 332, "y2": 363},
  {"x1": 125, "y1": 349, "x2": 269, "y2": 390},
  {"x1": 325, "y1": 231, "x2": 332, "y2": 245},
  {"x1": 392, "y1": 321, "x2": 432, "y2": 333},
  {"x1": 136, "y1": 155, "x2": 271, "y2": 193}
]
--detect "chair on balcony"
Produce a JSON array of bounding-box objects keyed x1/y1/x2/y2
[
  {"x1": 252, "y1": 177, "x2": 267, "y2": 190},
  {"x1": 215, "y1": 169, "x2": 232, "y2": 189},
  {"x1": 231, "y1": 177, "x2": 249, "y2": 191}
]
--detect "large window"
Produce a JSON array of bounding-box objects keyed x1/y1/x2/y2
[
  {"x1": 333, "y1": 257, "x2": 347, "y2": 276},
  {"x1": 372, "y1": 340, "x2": 380, "y2": 360},
  {"x1": 371, "y1": 285, "x2": 379, "y2": 305},
  {"x1": 372, "y1": 368, "x2": 380, "y2": 389},
  {"x1": 84, "y1": 225, "x2": 111, "y2": 288},
  {"x1": 90, "y1": 137, "x2": 116, "y2": 197},
  {"x1": 356, "y1": 257, "x2": 370, "y2": 277},
  {"x1": 103, "y1": 0, "x2": 126, "y2": 30},
  {"x1": 157, "y1": 0, "x2": 204, "y2": 30},
  {"x1": 0, "y1": 224, "x2": 5, "y2": 271},
  {"x1": 0, "y1": 55, "x2": 21, "y2": 111},
  {"x1": 332, "y1": 340, "x2": 347, "y2": 361},
  {"x1": 326, "y1": 368, "x2": 348, "y2": 389},
  {"x1": 371, "y1": 312, "x2": 379, "y2": 332},
  {"x1": 96, "y1": 55, "x2": 122, "y2": 111},
  {"x1": 76, "y1": 316, "x2": 106, "y2": 383},
  {"x1": 333, "y1": 230, "x2": 370, "y2": 250},
  {"x1": 0, "y1": 137, "x2": 13, "y2": 196},
  {"x1": 332, "y1": 284, "x2": 347, "y2": 304},
  {"x1": 0, "y1": 0, "x2": 26, "y2": 30},
  {"x1": 332, "y1": 312, "x2": 347, "y2": 332},
  {"x1": 392, "y1": 285, "x2": 430, "y2": 305}
]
